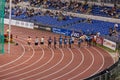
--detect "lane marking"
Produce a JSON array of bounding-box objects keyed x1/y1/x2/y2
[
  {"x1": 68, "y1": 48, "x2": 94, "y2": 80},
  {"x1": 35, "y1": 48, "x2": 74, "y2": 80},
  {"x1": 21, "y1": 47, "x2": 64, "y2": 80},
  {"x1": 1, "y1": 38, "x2": 44, "y2": 79},
  {"x1": 4, "y1": 43, "x2": 54, "y2": 79},
  {"x1": 0, "y1": 38, "x2": 32, "y2": 72},
  {"x1": 82, "y1": 47, "x2": 105, "y2": 80},
  {"x1": 1, "y1": 38, "x2": 35, "y2": 79},
  {"x1": 0, "y1": 43, "x2": 25, "y2": 68},
  {"x1": 52, "y1": 46, "x2": 84, "y2": 80}
]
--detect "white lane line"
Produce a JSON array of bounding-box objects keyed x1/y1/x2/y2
[
  {"x1": 35, "y1": 48, "x2": 74, "y2": 80},
  {"x1": 22, "y1": 47, "x2": 64, "y2": 80},
  {"x1": 68, "y1": 48, "x2": 95, "y2": 80},
  {"x1": 1, "y1": 38, "x2": 44, "y2": 80},
  {"x1": 98, "y1": 47, "x2": 115, "y2": 63},
  {"x1": 5, "y1": 45, "x2": 54, "y2": 80},
  {"x1": 19, "y1": 47, "x2": 54, "y2": 80},
  {"x1": 0, "y1": 43, "x2": 25, "y2": 68},
  {"x1": 36, "y1": 49, "x2": 64, "y2": 80},
  {"x1": 0, "y1": 38, "x2": 33, "y2": 72},
  {"x1": 82, "y1": 47, "x2": 105, "y2": 80},
  {"x1": 1, "y1": 41, "x2": 35, "y2": 79},
  {"x1": 51, "y1": 46, "x2": 84, "y2": 80},
  {"x1": 13, "y1": 34, "x2": 58, "y2": 80}
]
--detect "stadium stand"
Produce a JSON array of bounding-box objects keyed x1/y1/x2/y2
[
  {"x1": 8, "y1": 0, "x2": 120, "y2": 18},
  {"x1": 5, "y1": 0, "x2": 120, "y2": 19},
  {"x1": 5, "y1": 4, "x2": 120, "y2": 36}
]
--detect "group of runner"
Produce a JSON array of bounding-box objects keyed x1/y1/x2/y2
[
  {"x1": 26, "y1": 34, "x2": 97, "y2": 49},
  {"x1": 48, "y1": 35, "x2": 74, "y2": 48}
]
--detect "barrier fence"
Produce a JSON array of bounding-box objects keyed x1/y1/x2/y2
[
  {"x1": 84, "y1": 34, "x2": 120, "y2": 80},
  {"x1": 85, "y1": 57, "x2": 120, "y2": 80}
]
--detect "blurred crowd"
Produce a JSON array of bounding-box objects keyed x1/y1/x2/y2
[
  {"x1": 5, "y1": 0, "x2": 120, "y2": 18},
  {"x1": 5, "y1": 3, "x2": 74, "y2": 21}
]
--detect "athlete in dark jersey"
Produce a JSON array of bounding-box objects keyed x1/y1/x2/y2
[
  {"x1": 48, "y1": 36, "x2": 52, "y2": 47},
  {"x1": 59, "y1": 35, "x2": 63, "y2": 48},
  {"x1": 54, "y1": 37, "x2": 57, "y2": 49},
  {"x1": 64, "y1": 36, "x2": 67, "y2": 48},
  {"x1": 69, "y1": 37, "x2": 72, "y2": 48}
]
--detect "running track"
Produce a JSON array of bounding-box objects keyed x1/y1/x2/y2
[{"x1": 0, "y1": 25, "x2": 114, "y2": 80}]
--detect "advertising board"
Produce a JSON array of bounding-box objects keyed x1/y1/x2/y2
[{"x1": 103, "y1": 39, "x2": 116, "y2": 50}]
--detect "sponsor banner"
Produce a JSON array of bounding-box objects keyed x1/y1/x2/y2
[
  {"x1": 96, "y1": 37, "x2": 103, "y2": 45},
  {"x1": 52, "y1": 27, "x2": 72, "y2": 36},
  {"x1": 52, "y1": 27, "x2": 82, "y2": 37},
  {"x1": 34, "y1": 25, "x2": 39, "y2": 28},
  {"x1": 103, "y1": 39, "x2": 116, "y2": 50},
  {"x1": 38, "y1": 26, "x2": 51, "y2": 31},
  {"x1": 71, "y1": 30, "x2": 82, "y2": 38},
  {"x1": 4, "y1": 18, "x2": 34, "y2": 29}
]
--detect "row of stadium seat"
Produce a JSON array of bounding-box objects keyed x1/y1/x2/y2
[
  {"x1": 9, "y1": 10, "x2": 120, "y2": 35},
  {"x1": 5, "y1": 1, "x2": 120, "y2": 36}
]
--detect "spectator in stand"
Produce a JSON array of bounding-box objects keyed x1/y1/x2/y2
[
  {"x1": 109, "y1": 27, "x2": 113, "y2": 36},
  {"x1": 87, "y1": 18, "x2": 92, "y2": 23},
  {"x1": 114, "y1": 23, "x2": 118, "y2": 28}
]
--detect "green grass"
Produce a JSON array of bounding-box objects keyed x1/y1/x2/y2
[{"x1": 97, "y1": 44, "x2": 116, "y2": 53}]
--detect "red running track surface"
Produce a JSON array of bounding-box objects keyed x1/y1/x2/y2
[{"x1": 0, "y1": 25, "x2": 114, "y2": 80}]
